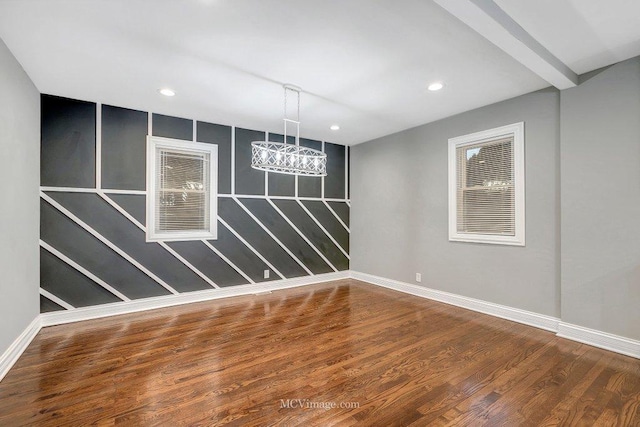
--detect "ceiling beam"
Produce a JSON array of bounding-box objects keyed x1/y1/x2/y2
[{"x1": 434, "y1": 0, "x2": 578, "y2": 89}]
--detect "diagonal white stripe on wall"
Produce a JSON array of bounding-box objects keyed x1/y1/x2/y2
[
  {"x1": 323, "y1": 200, "x2": 350, "y2": 232},
  {"x1": 98, "y1": 192, "x2": 221, "y2": 290},
  {"x1": 40, "y1": 191, "x2": 180, "y2": 295},
  {"x1": 40, "y1": 240, "x2": 130, "y2": 301},
  {"x1": 297, "y1": 200, "x2": 350, "y2": 258},
  {"x1": 267, "y1": 199, "x2": 338, "y2": 272},
  {"x1": 40, "y1": 288, "x2": 75, "y2": 311},
  {"x1": 201, "y1": 240, "x2": 255, "y2": 284},
  {"x1": 217, "y1": 217, "x2": 286, "y2": 280},
  {"x1": 233, "y1": 196, "x2": 314, "y2": 275}
]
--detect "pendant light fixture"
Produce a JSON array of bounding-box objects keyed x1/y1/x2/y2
[{"x1": 251, "y1": 85, "x2": 327, "y2": 176}]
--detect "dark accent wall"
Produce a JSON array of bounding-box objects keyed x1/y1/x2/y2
[
  {"x1": 267, "y1": 133, "x2": 295, "y2": 197},
  {"x1": 325, "y1": 142, "x2": 346, "y2": 199},
  {"x1": 101, "y1": 105, "x2": 147, "y2": 190},
  {"x1": 39, "y1": 94, "x2": 350, "y2": 313},
  {"x1": 41, "y1": 96, "x2": 96, "y2": 188},
  {"x1": 298, "y1": 138, "x2": 322, "y2": 198},
  {"x1": 152, "y1": 113, "x2": 192, "y2": 140},
  {"x1": 197, "y1": 121, "x2": 232, "y2": 194},
  {"x1": 347, "y1": 146, "x2": 351, "y2": 199},
  {"x1": 235, "y1": 127, "x2": 266, "y2": 195}
]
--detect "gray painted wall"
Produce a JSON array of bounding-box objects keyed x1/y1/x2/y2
[
  {"x1": 351, "y1": 88, "x2": 561, "y2": 317},
  {"x1": 0, "y1": 39, "x2": 40, "y2": 353},
  {"x1": 352, "y1": 56, "x2": 640, "y2": 343},
  {"x1": 560, "y1": 57, "x2": 640, "y2": 340}
]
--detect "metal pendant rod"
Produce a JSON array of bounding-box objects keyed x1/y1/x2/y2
[{"x1": 283, "y1": 84, "x2": 301, "y2": 146}]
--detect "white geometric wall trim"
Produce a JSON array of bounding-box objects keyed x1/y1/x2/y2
[
  {"x1": 216, "y1": 216, "x2": 286, "y2": 280},
  {"x1": 233, "y1": 196, "x2": 314, "y2": 276},
  {"x1": 41, "y1": 188, "x2": 350, "y2": 281},
  {"x1": 40, "y1": 240, "x2": 130, "y2": 301},
  {"x1": 39, "y1": 189, "x2": 351, "y2": 310},
  {"x1": 266, "y1": 198, "x2": 339, "y2": 272},
  {"x1": 297, "y1": 199, "x2": 349, "y2": 259},
  {"x1": 350, "y1": 271, "x2": 640, "y2": 359},
  {"x1": 98, "y1": 192, "x2": 222, "y2": 289},
  {"x1": 201, "y1": 239, "x2": 255, "y2": 284},
  {"x1": 323, "y1": 200, "x2": 350, "y2": 232},
  {"x1": 40, "y1": 288, "x2": 75, "y2": 310},
  {"x1": 41, "y1": 191, "x2": 180, "y2": 295},
  {"x1": 39, "y1": 95, "x2": 350, "y2": 314},
  {"x1": 217, "y1": 194, "x2": 350, "y2": 202}
]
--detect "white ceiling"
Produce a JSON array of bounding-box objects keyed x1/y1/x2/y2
[
  {"x1": 494, "y1": 0, "x2": 640, "y2": 75},
  {"x1": 0, "y1": 1, "x2": 638, "y2": 145}
]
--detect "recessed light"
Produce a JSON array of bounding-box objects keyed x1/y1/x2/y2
[
  {"x1": 428, "y1": 82, "x2": 444, "y2": 92},
  {"x1": 159, "y1": 88, "x2": 176, "y2": 97},
  {"x1": 330, "y1": 124, "x2": 340, "y2": 131}
]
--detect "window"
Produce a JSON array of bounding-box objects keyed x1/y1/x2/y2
[
  {"x1": 146, "y1": 136, "x2": 217, "y2": 242},
  {"x1": 448, "y1": 122, "x2": 525, "y2": 246}
]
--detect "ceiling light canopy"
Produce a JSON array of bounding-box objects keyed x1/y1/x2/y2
[
  {"x1": 159, "y1": 88, "x2": 176, "y2": 97},
  {"x1": 251, "y1": 85, "x2": 327, "y2": 176},
  {"x1": 428, "y1": 82, "x2": 444, "y2": 91}
]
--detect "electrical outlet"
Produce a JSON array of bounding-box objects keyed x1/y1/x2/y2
[
  {"x1": 415, "y1": 273, "x2": 422, "y2": 283},
  {"x1": 264, "y1": 269, "x2": 270, "y2": 279}
]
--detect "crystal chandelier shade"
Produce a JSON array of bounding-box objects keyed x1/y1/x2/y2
[
  {"x1": 250, "y1": 85, "x2": 327, "y2": 176},
  {"x1": 251, "y1": 141, "x2": 327, "y2": 176}
]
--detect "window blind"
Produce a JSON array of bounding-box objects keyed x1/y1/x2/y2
[
  {"x1": 156, "y1": 148, "x2": 210, "y2": 232},
  {"x1": 456, "y1": 136, "x2": 515, "y2": 236}
]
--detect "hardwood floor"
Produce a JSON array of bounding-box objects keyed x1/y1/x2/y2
[{"x1": 1, "y1": 280, "x2": 639, "y2": 426}]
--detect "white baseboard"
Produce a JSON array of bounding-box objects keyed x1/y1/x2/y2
[
  {"x1": 557, "y1": 322, "x2": 640, "y2": 359},
  {"x1": 351, "y1": 271, "x2": 640, "y2": 359},
  {"x1": 0, "y1": 316, "x2": 41, "y2": 382},
  {"x1": 40, "y1": 271, "x2": 350, "y2": 327},
  {"x1": 350, "y1": 271, "x2": 560, "y2": 332}
]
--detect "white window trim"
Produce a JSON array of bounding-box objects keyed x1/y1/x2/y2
[
  {"x1": 146, "y1": 135, "x2": 218, "y2": 242},
  {"x1": 447, "y1": 122, "x2": 525, "y2": 246}
]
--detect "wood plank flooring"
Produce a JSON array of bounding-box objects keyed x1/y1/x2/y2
[{"x1": 1, "y1": 279, "x2": 639, "y2": 426}]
